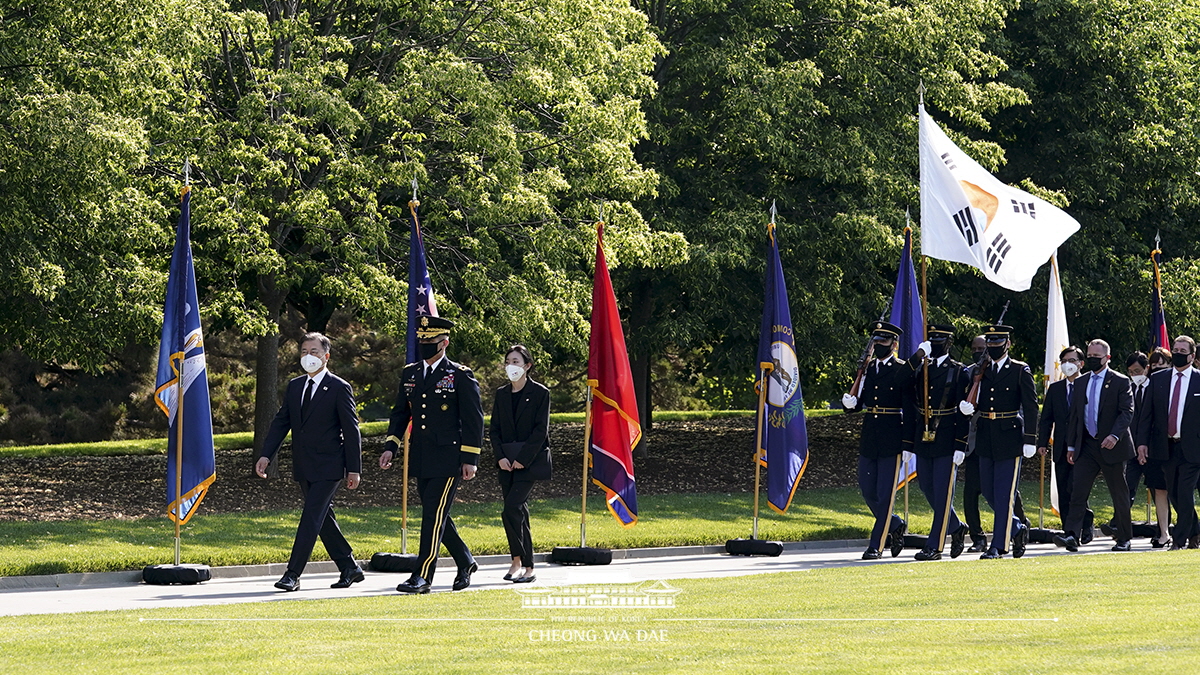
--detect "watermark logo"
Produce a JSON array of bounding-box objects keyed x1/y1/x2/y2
[{"x1": 514, "y1": 580, "x2": 681, "y2": 609}]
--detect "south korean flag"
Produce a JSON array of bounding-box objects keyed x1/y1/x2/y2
[{"x1": 919, "y1": 105, "x2": 1080, "y2": 292}]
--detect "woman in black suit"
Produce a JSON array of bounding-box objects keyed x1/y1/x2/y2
[{"x1": 490, "y1": 344, "x2": 551, "y2": 583}]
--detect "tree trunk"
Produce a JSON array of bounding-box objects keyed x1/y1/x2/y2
[
  {"x1": 252, "y1": 273, "x2": 285, "y2": 477},
  {"x1": 628, "y1": 276, "x2": 655, "y2": 458}
]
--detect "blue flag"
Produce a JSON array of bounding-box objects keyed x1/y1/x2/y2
[
  {"x1": 890, "y1": 227, "x2": 924, "y2": 487},
  {"x1": 153, "y1": 187, "x2": 216, "y2": 525},
  {"x1": 755, "y1": 220, "x2": 808, "y2": 514},
  {"x1": 406, "y1": 199, "x2": 439, "y2": 364}
]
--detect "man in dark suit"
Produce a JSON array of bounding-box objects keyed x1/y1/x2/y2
[
  {"x1": 842, "y1": 321, "x2": 916, "y2": 560},
  {"x1": 957, "y1": 324, "x2": 1037, "y2": 560},
  {"x1": 380, "y1": 316, "x2": 484, "y2": 593},
  {"x1": 906, "y1": 324, "x2": 970, "y2": 560},
  {"x1": 1054, "y1": 339, "x2": 1136, "y2": 551},
  {"x1": 256, "y1": 332, "x2": 363, "y2": 592},
  {"x1": 1137, "y1": 335, "x2": 1200, "y2": 549},
  {"x1": 1037, "y1": 345, "x2": 1094, "y2": 541}
]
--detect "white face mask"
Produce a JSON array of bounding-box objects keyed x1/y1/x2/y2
[
  {"x1": 301, "y1": 354, "x2": 325, "y2": 374},
  {"x1": 1060, "y1": 362, "x2": 1079, "y2": 378},
  {"x1": 505, "y1": 364, "x2": 527, "y2": 382},
  {"x1": 1131, "y1": 374, "x2": 1148, "y2": 387}
]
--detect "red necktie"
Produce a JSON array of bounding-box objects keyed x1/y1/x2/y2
[{"x1": 1169, "y1": 372, "x2": 1183, "y2": 438}]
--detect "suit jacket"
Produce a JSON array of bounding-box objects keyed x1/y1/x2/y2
[
  {"x1": 489, "y1": 380, "x2": 552, "y2": 481},
  {"x1": 385, "y1": 357, "x2": 485, "y2": 478},
  {"x1": 259, "y1": 372, "x2": 362, "y2": 482},
  {"x1": 844, "y1": 356, "x2": 916, "y2": 459},
  {"x1": 1136, "y1": 366, "x2": 1200, "y2": 463},
  {"x1": 1129, "y1": 379, "x2": 1148, "y2": 445},
  {"x1": 1065, "y1": 368, "x2": 1135, "y2": 465},
  {"x1": 907, "y1": 354, "x2": 969, "y2": 458},
  {"x1": 1037, "y1": 377, "x2": 1077, "y2": 462},
  {"x1": 972, "y1": 357, "x2": 1039, "y2": 461}
]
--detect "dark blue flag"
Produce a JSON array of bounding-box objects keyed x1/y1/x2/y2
[
  {"x1": 756, "y1": 220, "x2": 808, "y2": 513},
  {"x1": 406, "y1": 199, "x2": 439, "y2": 364},
  {"x1": 153, "y1": 187, "x2": 216, "y2": 524},
  {"x1": 890, "y1": 226, "x2": 924, "y2": 487}
]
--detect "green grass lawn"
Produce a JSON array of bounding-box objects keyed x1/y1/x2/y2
[
  {"x1": 1, "y1": 551, "x2": 1197, "y2": 673},
  {"x1": 0, "y1": 481, "x2": 1108, "y2": 577}
]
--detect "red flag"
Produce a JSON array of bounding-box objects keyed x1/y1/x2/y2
[{"x1": 588, "y1": 222, "x2": 640, "y2": 527}]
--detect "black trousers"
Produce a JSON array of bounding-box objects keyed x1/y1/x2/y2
[
  {"x1": 964, "y1": 454, "x2": 1026, "y2": 540},
  {"x1": 1164, "y1": 442, "x2": 1200, "y2": 547},
  {"x1": 1065, "y1": 437, "x2": 1131, "y2": 543},
  {"x1": 979, "y1": 455, "x2": 1022, "y2": 553},
  {"x1": 287, "y1": 478, "x2": 355, "y2": 576},
  {"x1": 499, "y1": 472, "x2": 536, "y2": 567},
  {"x1": 414, "y1": 476, "x2": 473, "y2": 583},
  {"x1": 1054, "y1": 453, "x2": 1093, "y2": 531}
]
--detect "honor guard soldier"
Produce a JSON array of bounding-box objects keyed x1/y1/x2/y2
[
  {"x1": 379, "y1": 316, "x2": 485, "y2": 593},
  {"x1": 907, "y1": 324, "x2": 971, "y2": 560},
  {"x1": 958, "y1": 324, "x2": 1038, "y2": 559},
  {"x1": 842, "y1": 321, "x2": 916, "y2": 560}
]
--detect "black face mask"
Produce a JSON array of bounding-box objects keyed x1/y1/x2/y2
[
  {"x1": 873, "y1": 343, "x2": 893, "y2": 359},
  {"x1": 929, "y1": 342, "x2": 948, "y2": 359},
  {"x1": 1085, "y1": 356, "x2": 1105, "y2": 372},
  {"x1": 1172, "y1": 352, "x2": 1192, "y2": 368},
  {"x1": 972, "y1": 351, "x2": 985, "y2": 364},
  {"x1": 986, "y1": 345, "x2": 1007, "y2": 361},
  {"x1": 418, "y1": 341, "x2": 443, "y2": 360}
]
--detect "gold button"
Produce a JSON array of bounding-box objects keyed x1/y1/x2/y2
[
  {"x1": 422, "y1": 394, "x2": 427, "y2": 398},
  {"x1": 421, "y1": 414, "x2": 426, "y2": 419},
  {"x1": 421, "y1": 425, "x2": 426, "y2": 429}
]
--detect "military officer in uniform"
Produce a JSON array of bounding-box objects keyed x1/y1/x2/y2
[
  {"x1": 907, "y1": 324, "x2": 970, "y2": 560},
  {"x1": 842, "y1": 321, "x2": 916, "y2": 560},
  {"x1": 958, "y1": 324, "x2": 1038, "y2": 559},
  {"x1": 380, "y1": 316, "x2": 485, "y2": 593}
]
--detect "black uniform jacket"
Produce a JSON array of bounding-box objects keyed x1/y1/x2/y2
[
  {"x1": 1065, "y1": 369, "x2": 1136, "y2": 465},
  {"x1": 260, "y1": 372, "x2": 363, "y2": 482},
  {"x1": 386, "y1": 358, "x2": 485, "y2": 478},
  {"x1": 1137, "y1": 366, "x2": 1200, "y2": 463},
  {"x1": 489, "y1": 380, "x2": 552, "y2": 481},
  {"x1": 971, "y1": 357, "x2": 1039, "y2": 461},
  {"x1": 844, "y1": 356, "x2": 916, "y2": 459},
  {"x1": 908, "y1": 354, "x2": 970, "y2": 458}
]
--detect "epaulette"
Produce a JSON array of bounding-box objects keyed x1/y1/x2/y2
[{"x1": 457, "y1": 364, "x2": 473, "y2": 373}]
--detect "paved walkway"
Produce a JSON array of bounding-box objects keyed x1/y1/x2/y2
[{"x1": 0, "y1": 536, "x2": 1166, "y2": 617}]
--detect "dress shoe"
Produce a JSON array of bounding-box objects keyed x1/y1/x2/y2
[
  {"x1": 861, "y1": 548, "x2": 883, "y2": 560},
  {"x1": 1012, "y1": 524, "x2": 1029, "y2": 559},
  {"x1": 1189, "y1": 534, "x2": 1200, "y2": 549},
  {"x1": 914, "y1": 549, "x2": 941, "y2": 561},
  {"x1": 1100, "y1": 521, "x2": 1116, "y2": 538},
  {"x1": 512, "y1": 573, "x2": 537, "y2": 584},
  {"x1": 397, "y1": 576, "x2": 431, "y2": 594},
  {"x1": 1080, "y1": 527, "x2": 1094, "y2": 546},
  {"x1": 889, "y1": 519, "x2": 907, "y2": 558},
  {"x1": 1053, "y1": 533, "x2": 1079, "y2": 552},
  {"x1": 1170, "y1": 543, "x2": 1186, "y2": 551},
  {"x1": 967, "y1": 536, "x2": 988, "y2": 554},
  {"x1": 1111, "y1": 540, "x2": 1132, "y2": 552},
  {"x1": 979, "y1": 548, "x2": 1002, "y2": 560},
  {"x1": 452, "y1": 561, "x2": 478, "y2": 591},
  {"x1": 274, "y1": 573, "x2": 300, "y2": 592},
  {"x1": 950, "y1": 524, "x2": 968, "y2": 559},
  {"x1": 1152, "y1": 537, "x2": 1171, "y2": 549},
  {"x1": 503, "y1": 573, "x2": 514, "y2": 581},
  {"x1": 330, "y1": 565, "x2": 365, "y2": 589}
]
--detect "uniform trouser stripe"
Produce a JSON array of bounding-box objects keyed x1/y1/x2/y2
[
  {"x1": 418, "y1": 477, "x2": 456, "y2": 580},
  {"x1": 1002, "y1": 456, "x2": 1021, "y2": 547},
  {"x1": 935, "y1": 464, "x2": 959, "y2": 551},
  {"x1": 878, "y1": 455, "x2": 903, "y2": 549}
]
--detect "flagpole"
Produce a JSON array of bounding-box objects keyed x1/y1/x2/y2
[
  {"x1": 752, "y1": 366, "x2": 768, "y2": 539},
  {"x1": 174, "y1": 359, "x2": 184, "y2": 566},
  {"x1": 401, "y1": 426, "x2": 410, "y2": 554},
  {"x1": 580, "y1": 385, "x2": 595, "y2": 548}
]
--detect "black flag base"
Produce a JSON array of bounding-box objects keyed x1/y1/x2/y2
[
  {"x1": 369, "y1": 552, "x2": 419, "y2": 573},
  {"x1": 902, "y1": 534, "x2": 927, "y2": 549},
  {"x1": 1028, "y1": 528, "x2": 1058, "y2": 544},
  {"x1": 724, "y1": 539, "x2": 783, "y2": 557},
  {"x1": 142, "y1": 564, "x2": 211, "y2": 585},
  {"x1": 551, "y1": 546, "x2": 612, "y2": 565}
]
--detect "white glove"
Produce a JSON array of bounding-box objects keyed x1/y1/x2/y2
[
  {"x1": 916, "y1": 341, "x2": 932, "y2": 359},
  {"x1": 1022, "y1": 444, "x2": 1036, "y2": 458},
  {"x1": 953, "y1": 450, "x2": 966, "y2": 466},
  {"x1": 842, "y1": 393, "x2": 858, "y2": 409},
  {"x1": 959, "y1": 400, "x2": 975, "y2": 416}
]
